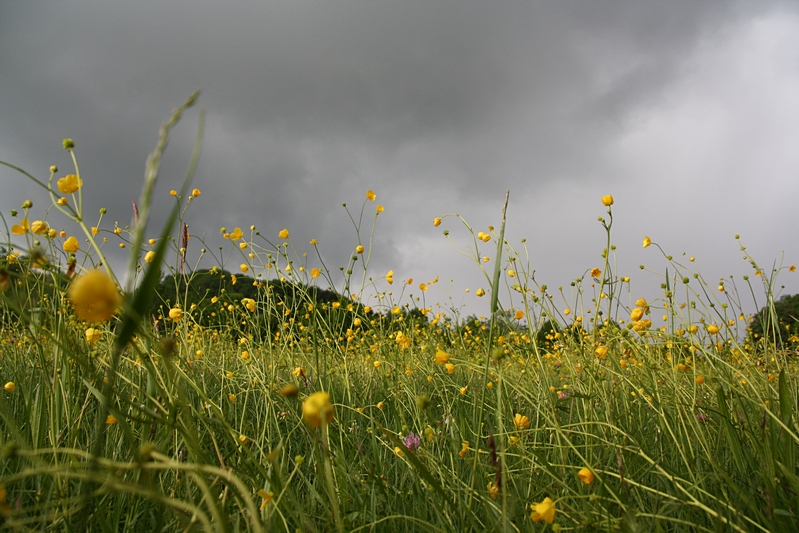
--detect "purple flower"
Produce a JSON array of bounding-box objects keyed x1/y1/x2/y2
[
  {"x1": 404, "y1": 432, "x2": 421, "y2": 452},
  {"x1": 558, "y1": 391, "x2": 569, "y2": 400},
  {"x1": 696, "y1": 412, "x2": 707, "y2": 422}
]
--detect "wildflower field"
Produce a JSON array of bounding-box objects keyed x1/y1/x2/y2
[{"x1": 1, "y1": 94, "x2": 798, "y2": 532}]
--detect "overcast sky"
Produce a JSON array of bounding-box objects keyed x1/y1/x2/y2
[{"x1": 2, "y1": 1, "x2": 798, "y2": 321}]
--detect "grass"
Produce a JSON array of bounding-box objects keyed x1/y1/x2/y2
[{"x1": 0, "y1": 94, "x2": 798, "y2": 532}]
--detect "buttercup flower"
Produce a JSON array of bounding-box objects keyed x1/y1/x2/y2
[
  {"x1": 376, "y1": 205, "x2": 384, "y2": 213},
  {"x1": 278, "y1": 228, "x2": 289, "y2": 239},
  {"x1": 355, "y1": 245, "x2": 364, "y2": 254},
  {"x1": 63, "y1": 236, "x2": 80, "y2": 253},
  {"x1": 643, "y1": 236, "x2": 651, "y2": 248},
  {"x1": 707, "y1": 324, "x2": 720, "y2": 334},
  {"x1": 191, "y1": 188, "x2": 201, "y2": 197},
  {"x1": 31, "y1": 220, "x2": 48, "y2": 235},
  {"x1": 57, "y1": 174, "x2": 82, "y2": 194},
  {"x1": 601, "y1": 194, "x2": 614, "y2": 206},
  {"x1": 475, "y1": 288, "x2": 486, "y2": 297},
  {"x1": 578, "y1": 467, "x2": 595, "y2": 485},
  {"x1": 68, "y1": 270, "x2": 121, "y2": 322},
  {"x1": 386, "y1": 270, "x2": 394, "y2": 284},
  {"x1": 240, "y1": 263, "x2": 249, "y2": 273},
  {"x1": 433, "y1": 217, "x2": 442, "y2": 227},
  {"x1": 229, "y1": 227, "x2": 244, "y2": 241},
  {"x1": 302, "y1": 391, "x2": 335, "y2": 428},
  {"x1": 4, "y1": 382, "x2": 15, "y2": 392},
  {"x1": 168, "y1": 307, "x2": 183, "y2": 322},
  {"x1": 530, "y1": 497, "x2": 556, "y2": 524},
  {"x1": 105, "y1": 414, "x2": 117, "y2": 425},
  {"x1": 514, "y1": 413, "x2": 531, "y2": 431},
  {"x1": 145, "y1": 251, "x2": 156, "y2": 263},
  {"x1": 85, "y1": 327, "x2": 102, "y2": 344},
  {"x1": 11, "y1": 219, "x2": 30, "y2": 235},
  {"x1": 515, "y1": 310, "x2": 525, "y2": 320},
  {"x1": 366, "y1": 190, "x2": 376, "y2": 201},
  {"x1": 590, "y1": 267, "x2": 602, "y2": 279},
  {"x1": 311, "y1": 268, "x2": 321, "y2": 279},
  {"x1": 434, "y1": 348, "x2": 450, "y2": 365}
]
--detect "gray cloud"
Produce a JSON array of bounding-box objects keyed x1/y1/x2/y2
[{"x1": 2, "y1": 1, "x2": 798, "y2": 319}]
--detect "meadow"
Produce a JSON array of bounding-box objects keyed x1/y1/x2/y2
[{"x1": 1, "y1": 94, "x2": 798, "y2": 532}]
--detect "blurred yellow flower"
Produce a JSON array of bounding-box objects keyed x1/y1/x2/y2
[
  {"x1": 386, "y1": 270, "x2": 394, "y2": 284},
  {"x1": 293, "y1": 367, "x2": 305, "y2": 378},
  {"x1": 635, "y1": 298, "x2": 648, "y2": 308},
  {"x1": 434, "y1": 348, "x2": 450, "y2": 365},
  {"x1": 445, "y1": 363, "x2": 455, "y2": 374},
  {"x1": 278, "y1": 228, "x2": 289, "y2": 239},
  {"x1": 229, "y1": 227, "x2": 244, "y2": 241},
  {"x1": 355, "y1": 245, "x2": 364, "y2": 254},
  {"x1": 643, "y1": 236, "x2": 651, "y2": 248},
  {"x1": 791, "y1": 265, "x2": 797, "y2": 272},
  {"x1": 57, "y1": 197, "x2": 68, "y2": 206},
  {"x1": 168, "y1": 308, "x2": 183, "y2": 322},
  {"x1": 366, "y1": 190, "x2": 376, "y2": 201},
  {"x1": 419, "y1": 283, "x2": 428, "y2": 291},
  {"x1": 488, "y1": 481, "x2": 499, "y2": 499},
  {"x1": 310, "y1": 239, "x2": 318, "y2": 245},
  {"x1": 302, "y1": 391, "x2": 334, "y2": 428},
  {"x1": 4, "y1": 382, "x2": 15, "y2": 392},
  {"x1": 630, "y1": 308, "x2": 644, "y2": 321},
  {"x1": 514, "y1": 413, "x2": 531, "y2": 431},
  {"x1": 11, "y1": 219, "x2": 30, "y2": 235},
  {"x1": 169, "y1": 190, "x2": 177, "y2": 197},
  {"x1": 311, "y1": 268, "x2": 321, "y2": 279},
  {"x1": 707, "y1": 324, "x2": 720, "y2": 334},
  {"x1": 105, "y1": 414, "x2": 117, "y2": 425},
  {"x1": 85, "y1": 327, "x2": 102, "y2": 344},
  {"x1": 395, "y1": 331, "x2": 411, "y2": 349},
  {"x1": 63, "y1": 236, "x2": 80, "y2": 253},
  {"x1": 459, "y1": 441, "x2": 469, "y2": 458},
  {"x1": 376, "y1": 205, "x2": 384, "y2": 213},
  {"x1": 515, "y1": 310, "x2": 525, "y2": 320},
  {"x1": 279, "y1": 384, "x2": 299, "y2": 397},
  {"x1": 228, "y1": 393, "x2": 237, "y2": 403},
  {"x1": 192, "y1": 188, "x2": 201, "y2": 197},
  {"x1": 242, "y1": 298, "x2": 256, "y2": 312},
  {"x1": 68, "y1": 270, "x2": 121, "y2": 323},
  {"x1": 31, "y1": 220, "x2": 48, "y2": 235},
  {"x1": 530, "y1": 497, "x2": 556, "y2": 524},
  {"x1": 57, "y1": 174, "x2": 82, "y2": 194},
  {"x1": 601, "y1": 194, "x2": 614, "y2": 206},
  {"x1": 258, "y1": 490, "x2": 273, "y2": 510},
  {"x1": 475, "y1": 288, "x2": 485, "y2": 297},
  {"x1": 145, "y1": 251, "x2": 156, "y2": 263},
  {"x1": 433, "y1": 217, "x2": 442, "y2": 227},
  {"x1": 590, "y1": 267, "x2": 602, "y2": 279},
  {"x1": 578, "y1": 467, "x2": 595, "y2": 485},
  {"x1": 507, "y1": 269, "x2": 515, "y2": 277},
  {"x1": 240, "y1": 263, "x2": 249, "y2": 273},
  {"x1": 594, "y1": 346, "x2": 608, "y2": 358}
]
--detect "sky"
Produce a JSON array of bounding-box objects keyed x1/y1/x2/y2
[{"x1": 1, "y1": 1, "x2": 798, "y2": 322}]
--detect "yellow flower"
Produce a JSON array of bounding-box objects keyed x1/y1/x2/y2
[
  {"x1": 514, "y1": 413, "x2": 531, "y2": 431},
  {"x1": 240, "y1": 263, "x2": 249, "y2": 273},
  {"x1": 707, "y1": 324, "x2": 720, "y2": 334},
  {"x1": 515, "y1": 310, "x2": 524, "y2": 320},
  {"x1": 445, "y1": 363, "x2": 455, "y2": 374},
  {"x1": 145, "y1": 251, "x2": 156, "y2": 263},
  {"x1": 790, "y1": 265, "x2": 797, "y2": 272},
  {"x1": 242, "y1": 298, "x2": 256, "y2": 312},
  {"x1": 311, "y1": 267, "x2": 321, "y2": 278},
  {"x1": 507, "y1": 269, "x2": 515, "y2": 277},
  {"x1": 459, "y1": 441, "x2": 469, "y2": 457},
  {"x1": 68, "y1": 270, "x2": 121, "y2": 323},
  {"x1": 376, "y1": 205, "x2": 384, "y2": 213},
  {"x1": 302, "y1": 391, "x2": 335, "y2": 428},
  {"x1": 310, "y1": 239, "x2": 318, "y2": 245},
  {"x1": 386, "y1": 270, "x2": 394, "y2": 284},
  {"x1": 419, "y1": 283, "x2": 428, "y2": 291},
  {"x1": 169, "y1": 190, "x2": 177, "y2": 197},
  {"x1": 258, "y1": 489, "x2": 273, "y2": 510},
  {"x1": 630, "y1": 308, "x2": 644, "y2": 322},
  {"x1": 279, "y1": 384, "x2": 299, "y2": 397},
  {"x1": 293, "y1": 367, "x2": 305, "y2": 378},
  {"x1": 377, "y1": 401, "x2": 385, "y2": 410},
  {"x1": 278, "y1": 228, "x2": 289, "y2": 239},
  {"x1": 231, "y1": 275, "x2": 237, "y2": 285},
  {"x1": 11, "y1": 219, "x2": 30, "y2": 235},
  {"x1": 228, "y1": 393, "x2": 237, "y2": 403},
  {"x1": 105, "y1": 414, "x2": 117, "y2": 425},
  {"x1": 578, "y1": 467, "x2": 595, "y2": 485},
  {"x1": 31, "y1": 220, "x2": 48, "y2": 235},
  {"x1": 601, "y1": 194, "x2": 614, "y2": 206},
  {"x1": 355, "y1": 245, "x2": 364, "y2": 254},
  {"x1": 85, "y1": 327, "x2": 102, "y2": 344},
  {"x1": 488, "y1": 481, "x2": 499, "y2": 499},
  {"x1": 635, "y1": 298, "x2": 648, "y2": 308},
  {"x1": 695, "y1": 375, "x2": 705, "y2": 385},
  {"x1": 590, "y1": 267, "x2": 602, "y2": 279},
  {"x1": 229, "y1": 227, "x2": 244, "y2": 241},
  {"x1": 191, "y1": 188, "x2": 201, "y2": 197},
  {"x1": 168, "y1": 308, "x2": 183, "y2": 322},
  {"x1": 530, "y1": 497, "x2": 556, "y2": 524},
  {"x1": 643, "y1": 236, "x2": 651, "y2": 248},
  {"x1": 594, "y1": 346, "x2": 608, "y2": 358},
  {"x1": 460, "y1": 386, "x2": 468, "y2": 395},
  {"x1": 4, "y1": 382, "x2": 15, "y2": 393},
  {"x1": 57, "y1": 174, "x2": 82, "y2": 194},
  {"x1": 395, "y1": 331, "x2": 412, "y2": 349},
  {"x1": 434, "y1": 348, "x2": 450, "y2": 365},
  {"x1": 57, "y1": 197, "x2": 68, "y2": 206},
  {"x1": 63, "y1": 236, "x2": 80, "y2": 253},
  {"x1": 366, "y1": 190, "x2": 376, "y2": 201},
  {"x1": 475, "y1": 288, "x2": 485, "y2": 297},
  {"x1": 433, "y1": 217, "x2": 442, "y2": 227}
]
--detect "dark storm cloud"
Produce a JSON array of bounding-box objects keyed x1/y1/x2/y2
[{"x1": 2, "y1": 1, "x2": 798, "y2": 316}]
